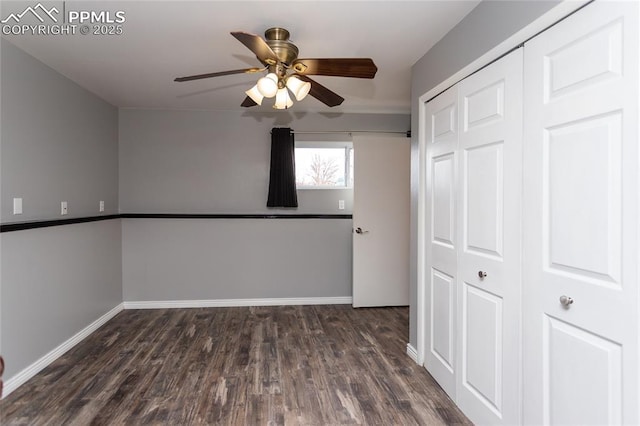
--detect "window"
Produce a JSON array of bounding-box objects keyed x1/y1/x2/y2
[{"x1": 295, "y1": 142, "x2": 353, "y2": 189}]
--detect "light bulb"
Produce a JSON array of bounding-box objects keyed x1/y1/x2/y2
[
  {"x1": 257, "y1": 73, "x2": 278, "y2": 98},
  {"x1": 245, "y1": 84, "x2": 264, "y2": 105},
  {"x1": 286, "y1": 76, "x2": 312, "y2": 101},
  {"x1": 274, "y1": 88, "x2": 293, "y2": 109}
]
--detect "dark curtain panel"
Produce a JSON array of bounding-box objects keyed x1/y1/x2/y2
[{"x1": 267, "y1": 127, "x2": 298, "y2": 208}]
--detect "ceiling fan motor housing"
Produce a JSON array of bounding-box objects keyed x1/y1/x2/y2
[{"x1": 264, "y1": 27, "x2": 299, "y2": 65}]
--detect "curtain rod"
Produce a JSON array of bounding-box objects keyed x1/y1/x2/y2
[{"x1": 292, "y1": 130, "x2": 411, "y2": 137}]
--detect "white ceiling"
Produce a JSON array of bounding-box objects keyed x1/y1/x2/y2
[{"x1": 1, "y1": 1, "x2": 480, "y2": 113}]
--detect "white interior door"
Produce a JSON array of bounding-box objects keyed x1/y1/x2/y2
[
  {"x1": 352, "y1": 134, "x2": 410, "y2": 308},
  {"x1": 424, "y1": 86, "x2": 459, "y2": 397},
  {"x1": 523, "y1": 2, "x2": 639, "y2": 425},
  {"x1": 455, "y1": 48, "x2": 522, "y2": 425}
]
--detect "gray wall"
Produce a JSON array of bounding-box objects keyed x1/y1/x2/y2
[
  {"x1": 1, "y1": 40, "x2": 119, "y2": 222},
  {"x1": 1, "y1": 40, "x2": 121, "y2": 379},
  {"x1": 119, "y1": 109, "x2": 409, "y2": 215},
  {"x1": 408, "y1": 1, "x2": 562, "y2": 347},
  {"x1": 122, "y1": 218, "x2": 352, "y2": 301},
  {"x1": 119, "y1": 108, "x2": 409, "y2": 301},
  {"x1": 1, "y1": 221, "x2": 122, "y2": 378}
]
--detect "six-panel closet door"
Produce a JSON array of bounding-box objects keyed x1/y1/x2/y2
[
  {"x1": 424, "y1": 48, "x2": 523, "y2": 425},
  {"x1": 455, "y1": 48, "x2": 522, "y2": 425},
  {"x1": 424, "y1": 2, "x2": 639, "y2": 425},
  {"x1": 522, "y1": 2, "x2": 639, "y2": 424},
  {"x1": 424, "y1": 85, "x2": 459, "y2": 397}
]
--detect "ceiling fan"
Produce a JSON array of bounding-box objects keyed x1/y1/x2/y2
[{"x1": 174, "y1": 27, "x2": 378, "y2": 109}]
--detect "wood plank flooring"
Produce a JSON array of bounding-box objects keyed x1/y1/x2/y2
[{"x1": 0, "y1": 305, "x2": 470, "y2": 425}]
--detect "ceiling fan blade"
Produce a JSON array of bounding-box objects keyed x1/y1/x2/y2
[
  {"x1": 231, "y1": 31, "x2": 278, "y2": 65},
  {"x1": 292, "y1": 58, "x2": 378, "y2": 79},
  {"x1": 241, "y1": 96, "x2": 258, "y2": 108},
  {"x1": 297, "y1": 75, "x2": 344, "y2": 107},
  {"x1": 174, "y1": 68, "x2": 263, "y2": 82}
]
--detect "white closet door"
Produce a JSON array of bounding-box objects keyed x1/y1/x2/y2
[
  {"x1": 424, "y1": 86, "x2": 458, "y2": 397},
  {"x1": 523, "y1": 2, "x2": 639, "y2": 425},
  {"x1": 455, "y1": 49, "x2": 523, "y2": 425}
]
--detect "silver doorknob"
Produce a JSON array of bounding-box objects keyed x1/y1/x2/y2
[
  {"x1": 559, "y1": 295, "x2": 574, "y2": 307},
  {"x1": 355, "y1": 227, "x2": 369, "y2": 234},
  {"x1": 478, "y1": 271, "x2": 487, "y2": 279}
]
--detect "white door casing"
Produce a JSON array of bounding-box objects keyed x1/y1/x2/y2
[
  {"x1": 522, "y1": 2, "x2": 639, "y2": 425},
  {"x1": 455, "y1": 48, "x2": 523, "y2": 425},
  {"x1": 352, "y1": 134, "x2": 410, "y2": 308}
]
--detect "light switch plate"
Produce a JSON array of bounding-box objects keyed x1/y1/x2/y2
[
  {"x1": 338, "y1": 200, "x2": 345, "y2": 210},
  {"x1": 99, "y1": 200, "x2": 105, "y2": 212},
  {"x1": 13, "y1": 198, "x2": 23, "y2": 215},
  {"x1": 61, "y1": 201, "x2": 68, "y2": 215}
]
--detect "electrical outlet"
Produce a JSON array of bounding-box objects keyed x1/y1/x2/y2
[
  {"x1": 338, "y1": 200, "x2": 345, "y2": 210},
  {"x1": 99, "y1": 200, "x2": 105, "y2": 212},
  {"x1": 13, "y1": 198, "x2": 23, "y2": 215},
  {"x1": 61, "y1": 201, "x2": 68, "y2": 215}
]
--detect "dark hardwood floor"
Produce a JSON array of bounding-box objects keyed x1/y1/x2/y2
[{"x1": 1, "y1": 305, "x2": 470, "y2": 425}]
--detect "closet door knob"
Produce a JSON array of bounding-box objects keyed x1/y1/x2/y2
[
  {"x1": 478, "y1": 271, "x2": 487, "y2": 279},
  {"x1": 559, "y1": 295, "x2": 574, "y2": 307}
]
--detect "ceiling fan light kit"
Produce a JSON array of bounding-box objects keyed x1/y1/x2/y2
[
  {"x1": 174, "y1": 27, "x2": 378, "y2": 109},
  {"x1": 274, "y1": 87, "x2": 294, "y2": 109},
  {"x1": 286, "y1": 76, "x2": 311, "y2": 101},
  {"x1": 246, "y1": 72, "x2": 310, "y2": 109},
  {"x1": 257, "y1": 73, "x2": 279, "y2": 97},
  {"x1": 244, "y1": 84, "x2": 264, "y2": 105}
]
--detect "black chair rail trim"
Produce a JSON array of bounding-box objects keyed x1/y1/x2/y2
[{"x1": 0, "y1": 213, "x2": 353, "y2": 233}]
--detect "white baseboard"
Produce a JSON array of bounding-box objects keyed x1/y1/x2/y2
[
  {"x1": 123, "y1": 296, "x2": 353, "y2": 310},
  {"x1": 2, "y1": 303, "x2": 124, "y2": 399},
  {"x1": 406, "y1": 343, "x2": 418, "y2": 364}
]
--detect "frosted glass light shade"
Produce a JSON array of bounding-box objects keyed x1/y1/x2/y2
[
  {"x1": 274, "y1": 88, "x2": 293, "y2": 109},
  {"x1": 257, "y1": 73, "x2": 278, "y2": 98},
  {"x1": 286, "y1": 76, "x2": 311, "y2": 101},
  {"x1": 245, "y1": 84, "x2": 264, "y2": 105}
]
